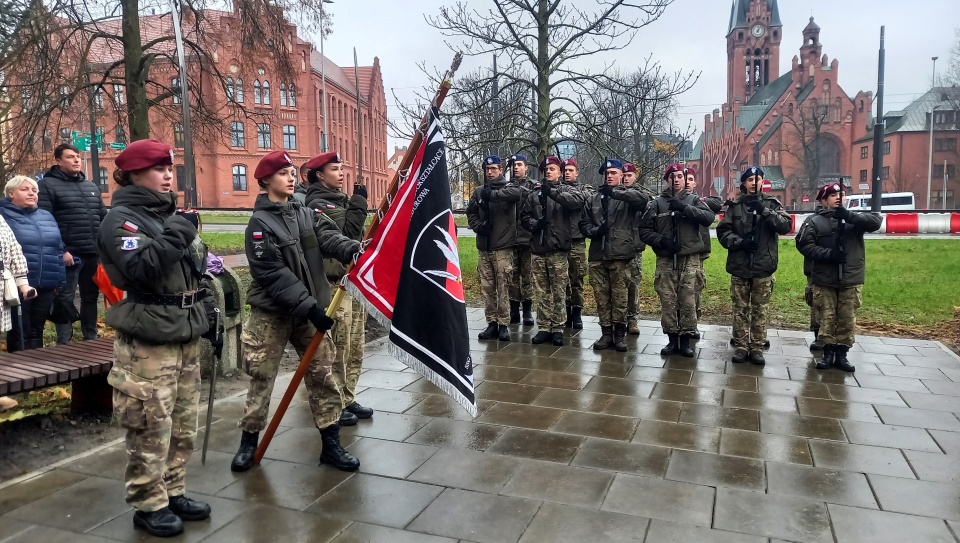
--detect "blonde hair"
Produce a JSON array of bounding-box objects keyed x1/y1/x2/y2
[{"x1": 4, "y1": 175, "x2": 38, "y2": 197}]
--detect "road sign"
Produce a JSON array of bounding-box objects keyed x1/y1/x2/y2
[
  {"x1": 761, "y1": 179, "x2": 772, "y2": 192},
  {"x1": 109, "y1": 142, "x2": 126, "y2": 150},
  {"x1": 72, "y1": 135, "x2": 90, "y2": 152},
  {"x1": 859, "y1": 183, "x2": 869, "y2": 190},
  {"x1": 802, "y1": 196, "x2": 810, "y2": 203}
]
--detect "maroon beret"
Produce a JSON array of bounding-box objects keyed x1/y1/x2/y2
[
  {"x1": 539, "y1": 155, "x2": 563, "y2": 170},
  {"x1": 254, "y1": 151, "x2": 294, "y2": 180},
  {"x1": 563, "y1": 158, "x2": 579, "y2": 169},
  {"x1": 304, "y1": 151, "x2": 341, "y2": 171},
  {"x1": 816, "y1": 181, "x2": 845, "y2": 201},
  {"x1": 685, "y1": 166, "x2": 697, "y2": 178},
  {"x1": 115, "y1": 139, "x2": 174, "y2": 171},
  {"x1": 623, "y1": 162, "x2": 637, "y2": 174},
  {"x1": 662, "y1": 162, "x2": 685, "y2": 180}
]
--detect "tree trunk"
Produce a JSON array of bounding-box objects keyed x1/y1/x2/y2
[
  {"x1": 122, "y1": 0, "x2": 149, "y2": 140},
  {"x1": 535, "y1": 0, "x2": 550, "y2": 163}
]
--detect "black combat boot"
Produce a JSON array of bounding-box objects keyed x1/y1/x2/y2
[
  {"x1": 532, "y1": 331, "x2": 551, "y2": 344},
  {"x1": 613, "y1": 323, "x2": 628, "y2": 352},
  {"x1": 571, "y1": 306, "x2": 583, "y2": 329},
  {"x1": 564, "y1": 305, "x2": 572, "y2": 328},
  {"x1": 688, "y1": 330, "x2": 701, "y2": 340},
  {"x1": 660, "y1": 333, "x2": 679, "y2": 356},
  {"x1": 833, "y1": 345, "x2": 856, "y2": 373},
  {"x1": 730, "y1": 337, "x2": 736, "y2": 347},
  {"x1": 678, "y1": 335, "x2": 695, "y2": 358},
  {"x1": 552, "y1": 331, "x2": 564, "y2": 346},
  {"x1": 522, "y1": 299, "x2": 535, "y2": 325},
  {"x1": 339, "y1": 410, "x2": 358, "y2": 426},
  {"x1": 627, "y1": 318, "x2": 640, "y2": 335},
  {"x1": 593, "y1": 326, "x2": 614, "y2": 350},
  {"x1": 749, "y1": 351, "x2": 766, "y2": 366},
  {"x1": 133, "y1": 507, "x2": 183, "y2": 537},
  {"x1": 230, "y1": 431, "x2": 258, "y2": 472},
  {"x1": 498, "y1": 325, "x2": 511, "y2": 342},
  {"x1": 732, "y1": 349, "x2": 748, "y2": 363},
  {"x1": 344, "y1": 402, "x2": 374, "y2": 419},
  {"x1": 319, "y1": 424, "x2": 360, "y2": 471},
  {"x1": 478, "y1": 321, "x2": 499, "y2": 340},
  {"x1": 168, "y1": 495, "x2": 211, "y2": 521},
  {"x1": 764, "y1": 339, "x2": 771, "y2": 350},
  {"x1": 815, "y1": 345, "x2": 835, "y2": 370},
  {"x1": 510, "y1": 301, "x2": 521, "y2": 324},
  {"x1": 809, "y1": 329, "x2": 825, "y2": 352}
]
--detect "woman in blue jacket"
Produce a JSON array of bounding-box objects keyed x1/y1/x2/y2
[{"x1": 0, "y1": 175, "x2": 65, "y2": 350}]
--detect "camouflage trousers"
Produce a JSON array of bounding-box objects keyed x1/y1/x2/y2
[
  {"x1": 330, "y1": 285, "x2": 366, "y2": 405},
  {"x1": 510, "y1": 246, "x2": 534, "y2": 301},
  {"x1": 531, "y1": 252, "x2": 569, "y2": 332},
  {"x1": 730, "y1": 275, "x2": 775, "y2": 352},
  {"x1": 813, "y1": 284, "x2": 863, "y2": 347},
  {"x1": 478, "y1": 249, "x2": 515, "y2": 325},
  {"x1": 694, "y1": 255, "x2": 708, "y2": 319},
  {"x1": 566, "y1": 240, "x2": 587, "y2": 309},
  {"x1": 589, "y1": 259, "x2": 630, "y2": 327},
  {"x1": 625, "y1": 255, "x2": 643, "y2": 319},
  {"x1": 653, "y1": 254, "x2": 700, "y2": 335},
  {"x1": 108, "y1": 334, "x2": 200, "y2": 512},
  {"x1": 804, "y1": 278, "x2": 821, "y2": 332},
  {"x1": 238, "y1": 307, "x2": 343, "y2": 433}
]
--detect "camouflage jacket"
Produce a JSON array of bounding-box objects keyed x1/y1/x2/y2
[
  {"x1": 637, "y1": 189, "x2": 715, "y2": 256},
  {"x1": 465, "y1": 175, "x2": 523, "y2": 251},
  {"x1": 304, "y1": 182, "x2": 367, "y2": 281},
  {"x1": 717, "y1": 193, "x2": 792, "y2": 278}
]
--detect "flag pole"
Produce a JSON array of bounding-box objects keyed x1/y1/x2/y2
[{"x1": 253, "y1": 52, "x2": 463, "y2": 464}]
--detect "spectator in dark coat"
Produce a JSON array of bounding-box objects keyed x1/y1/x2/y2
[
  {"x1": 38, "y1": 143, "x2": 106, "y2": 343},
  {"x1": 0, "y1": 175, "x2": 65, "y2": 351}
]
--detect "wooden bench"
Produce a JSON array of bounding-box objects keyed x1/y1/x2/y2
[{"x1": 0, "y1": 337, "x2": 115, "y2": 412}]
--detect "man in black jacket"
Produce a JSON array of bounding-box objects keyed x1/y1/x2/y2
[
  {"x1": 40, "y1": 143, "x2": 107, "y2": 343},
  {"x1": 508, "y1": 154, "x2": 537, "y2": 325}
]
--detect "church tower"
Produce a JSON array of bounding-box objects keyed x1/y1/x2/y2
[{"x1": 726, "y1": 0, "x2": 783, "y2": 105}]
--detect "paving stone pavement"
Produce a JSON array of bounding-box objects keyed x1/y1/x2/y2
[{"x1": 3, "y1": 308, "x2": 960, "y2": 542}]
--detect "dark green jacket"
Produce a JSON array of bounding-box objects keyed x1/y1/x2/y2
[
  {"x1": 245, "y1": 194, "x2": 358, "y2": 318},
  {"x1": 562, "y1": 181, "x2": 595, "y2": 242},
  {"x1": 717, "y1": 193, "x2": 792, "y2": 278},
  {"x1": 519, "y1": 182, "x2": 585, "y2": 254},
  {"x1": 465, "y1": 175, "x2": 523, "y2": 251},
  {"x1": 513, "y1": 176, "x2": 536, "y2": 245},
  {"x1": 795, "y1": 208, "x2": 882, "y2": 287},
  {"x1": 638, "y1": 189, "x2": 715, "y2": 256},
  {"x1": 97, "y1": 186, "x2": 211, "y2": 344},
  {"x1": 304, "y1": 183, "x2": 367, "y2": 281},
  {"x1": 696, "y1": 195, "x2": 724, "y2": 259},
  {"x1": 580, "y1": 186, "x2": 648, "y2": 262}
]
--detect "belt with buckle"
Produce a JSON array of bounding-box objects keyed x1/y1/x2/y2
[{"x1": 128, "y1": 289, "x2": 207, "y2": 308}]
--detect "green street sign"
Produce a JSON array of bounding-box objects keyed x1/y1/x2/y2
[
  {"x1": 72, "y1": 136, "x2": 90, "y2": 152},
  {"x1": 109, "y1": 142, "x2": 126, "y2": 150}
]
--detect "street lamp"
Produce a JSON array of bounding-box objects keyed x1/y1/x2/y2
[
  {"x1": 320, "y1": 0, "x2": 333, "y2": 152},
  {"x1": 926, "y1": 56, "x2": 938, "y2": 209}
]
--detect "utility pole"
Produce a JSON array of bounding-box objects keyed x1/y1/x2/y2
[
  {"x1": 926, "y1": 56, "x2": 938, "y2": 209},
  {"x1": 170, "y1": 0, "x2": 197, "y2": 207},
  {"x1": 353, "y1": 47, "x2": 363, "y2": 187},
  {"x1": 320, "y1": 0, "x2": 333, "y2": 152},
  {"x1": 87, "y1": 71, "x2": 101, "y2": 189},
  {"x1": 869, "y1": 27, "x2": 886, "y2": 213}
]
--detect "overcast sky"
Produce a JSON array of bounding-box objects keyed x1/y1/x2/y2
[{"x1": 312, "y1": 0, "x2": 957, "y2": 153}]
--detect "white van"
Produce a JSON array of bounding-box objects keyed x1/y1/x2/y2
[{"x1": 845, "y1": 192, "x2": 916, "y2": 211}]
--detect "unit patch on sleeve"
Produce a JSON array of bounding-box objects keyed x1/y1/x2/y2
[{"x1": 121, "y1": 236, "x2": 140, "y2": 250}]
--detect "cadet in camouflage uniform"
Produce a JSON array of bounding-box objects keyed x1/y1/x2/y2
[
  {"x1": 685, "y1": 166, "x2": 723, "y2": 340},
  {"x1": 508, "y1": 154, "x2": 537, "y2": 325},
  {"x1": 303, "y1": 151, "x2": 375, "y2": 426},
  {"x1": 562, "y1": 158, "x2": 591, "y2": 330},
  {"x1": 621, "y1": 162, "x2": 646, "y2": 335},
  {"x1": 97, "y1": 140, "x2": 220, "y2": 537},
  {"x1": 580, "y1": 159, "x2": 649, "y2": 351},
  {"x1": 717, "y1": 167, "x2": 792, "y2": 366},
  {"x1": 519, "y1": 156, "x2": 585, "y2": 346},
  {"x1": 638, "y1": 163, "x2": 715, "y2": 358},
  {"x1": 799, "y1": 205, "x2": 825, "y2": 351},
  {"x1": 796, "y1": 182, "x2": 881, "y2": 372},
  {"x1": 466, "y1": 155, "x2": 522, "y2": 342},
  {"x1": 231, "y1": 151, "x2": 361, "y2": 474}
]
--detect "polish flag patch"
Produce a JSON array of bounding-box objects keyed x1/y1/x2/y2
[
  {"x1": 121, "y1": 221, "x2": 139, "y2": 232},
  {"x1": 252, "y1": 231, "x2": 264, "y2": 239}
]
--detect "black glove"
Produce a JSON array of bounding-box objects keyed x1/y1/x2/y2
[
  {"x1": 162, "y1": 214, "x2": 198, "y2": 248},
  {"x1": 746, "y1": 199, "x2": 765, "y2": 214},
  {"x1": 308, "y1": 305, "x2": 335, "y2": 332},
  {"x1": 540, "y1": 183, "x2": 551, "y2": 197},
  {"x1": 353, "y1": 184, "x2": 368, "y2": 199},
  {"x1": 739, "y1": 239, "x2": 759, "y2": 252},
  {"x1": 480, "y1": 186, "x2": 492, "y2": 202},
  {"x1": 828, "y1": 249, "x2": 848, "y2": 264},
  {"x1": 668, "y1": 198, "x2": 687, "y2": 212},
  {"x1": 833, "y1": 205, "x2": 850, "y2": 221},
  {"x1": 594, "y1": 222, "x2": 609, "y2": 237},
  {"x1": 600, "y1": 184, "x2": 614, "y2": 197},
  {"x1": 661, "y1": 238, "x2": 681, "y2": 254},
  {"x1": 535, "y1": 217, "x2": 549, "y2": 231},
  {"x1": 204, "y1": 323, "x2": 224, "y2": 358},
  {"x1": 476, "y1": 222, "x2": 492, "y2": 236}
]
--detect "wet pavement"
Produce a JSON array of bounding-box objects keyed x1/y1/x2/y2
[{"x1": 3, "y1": 308, "x2": 960, "y2": 542}]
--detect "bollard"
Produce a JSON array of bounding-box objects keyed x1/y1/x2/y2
[{"x1": 199, "y1": 266, "x2": 245, "y2": 376}]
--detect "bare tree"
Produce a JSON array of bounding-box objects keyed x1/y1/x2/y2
[
  {"x1": 395, "y1": 0, "x2": 697, "y2": 167},
  {"x1": 781, "y1": 99, "x2": 831, "y2": 203}
]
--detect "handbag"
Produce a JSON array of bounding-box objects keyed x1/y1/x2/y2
[
  {"x1": 1, "y1": 266, "x2": 20, "y2": 307},
  {"x1": 49, "y1": 294, "x2": 80, "y2": 324}
]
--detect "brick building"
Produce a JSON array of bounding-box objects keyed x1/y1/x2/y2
[
  {"x1": 851, "y1": 87, "x2": 960, "y2": 209},
  {"x1": 689, "y1": 0, "x2": 873, "y2": 208},
  {"x1": 10, "y1": 8, "x2": 388, "y2": 209}
]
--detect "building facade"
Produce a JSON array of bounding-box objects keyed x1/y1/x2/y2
[{"x1": 689, "y1": 0, "x2": 873, "y2": 208}]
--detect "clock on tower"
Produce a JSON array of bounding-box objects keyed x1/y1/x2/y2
[{"x1": 751, "y1": 24, "x2": 765, "y2": 38}]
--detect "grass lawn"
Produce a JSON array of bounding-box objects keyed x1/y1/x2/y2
[
  {"x1": 199, "y1": 212, "x2": 251, "y2": 225},
  {"x1": 203, "y1": 232, "x2": 245, "y2": 254},
  {"x1": 459, "y1": 238, "x2": 960, "y2": 331}
]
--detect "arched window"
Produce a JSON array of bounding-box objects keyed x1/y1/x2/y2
[
  {"x1": 235, "y1": 78, "x2": 244, "y2": 103},
  {"x1": 262, "y1": 81, "x2": 271, "y2": 105},
  {"x1": 288, "y1": 84, "x2": 296, "y2": 107},
  {"x1": 834, "y1": 97, "x2": 842, "y2": 122},
  {"x1": 226, "y1": 77, "x2": 235, "y2": 101},
  {"x1": 279, "y1": 83, "x2": 287, "y2": 106},
  {"x1": 818, "y1": 136, "x2": 842, "y2": 176},
  {"x1": 253, "y1": 80, "x2": 262, "y2": 104}
]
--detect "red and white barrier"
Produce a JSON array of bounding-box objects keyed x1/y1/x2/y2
[{"x1": 783, "y1": 213, "x2": 960, "y2": 234}]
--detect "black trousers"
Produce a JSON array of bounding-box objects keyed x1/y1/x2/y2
[
  {"x1": 55, "y1": 253, "x2": 100, "y2": 343},
  {"x1": 7, "y1": 287, "x2": 58, "y2": 352}
]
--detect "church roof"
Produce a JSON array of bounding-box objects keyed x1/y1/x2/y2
[
  {"x1": 690, "y1": 133, "x2": 704, "y2": 160},
  {"x1": 733, "y1": 72, "x2": 794, "y2": 135},
  {"x1": 728, "y1": 0, "x2": 782, "y2": 34}
]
